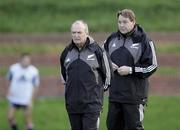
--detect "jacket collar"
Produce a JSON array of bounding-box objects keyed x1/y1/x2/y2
[
  {"x1": 69, "y1": 37, "x2": 93, "y2": 51},
  {"x1": 116, "y1": 24, "x2": 146, "y2": 43}
]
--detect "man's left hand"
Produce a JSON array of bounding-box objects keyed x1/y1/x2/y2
[{"x1": 117, "y1": 66, "x2": 132, "y2": 76}]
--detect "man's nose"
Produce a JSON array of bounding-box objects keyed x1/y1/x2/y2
[
  {"x1": 74, "y1": 33, "x2": 79, "y2": 37},
  {"x1": 119, "y1": 23, "x2": 124, "y2": 27}
]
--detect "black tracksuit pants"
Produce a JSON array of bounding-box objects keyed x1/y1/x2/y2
[
  {"x1": 68, "y1": 112, "x2": 100, "y2": 130},
  {"x1": 107, "y1": 102, "x2": 144, "y2": 130}
]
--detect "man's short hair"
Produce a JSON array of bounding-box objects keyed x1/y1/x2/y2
[
  {"x1": 71, "y1": 20, "x2": 89, "y2": 34},
  {"x1": 20, "y1": 52, "x2": 30, "y2": 58},
  {"x1": 117, "y1": 9, "x2": 136, "y2": 22}
]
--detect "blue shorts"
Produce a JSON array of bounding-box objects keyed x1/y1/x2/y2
[{"x1": 10, "y1": 103, "x2": 28, "y2": 109}]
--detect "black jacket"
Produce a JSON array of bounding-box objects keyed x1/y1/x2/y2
[
  {"x1": 60, "y1": 37, "x2": 112, "y2": 113},
  {"x1": 104, "y1": 25, "x2": 157, "y2": 104}
]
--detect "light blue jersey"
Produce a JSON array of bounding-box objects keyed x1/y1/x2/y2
[{"x1": 7, "y1": 63, "x2": 39, "y2": 105}]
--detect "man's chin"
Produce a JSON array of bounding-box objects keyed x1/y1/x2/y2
[
  {"x1": 74, "y1": 42, "x2": 81, "y2": 45},
  {"x1": 120, "y1": 31, "x2": 127, "y2": 34},
  {"x1": 74, "y1": 40, "x2": 81, "y2": 44},
  {"x1": 75, "y1": 42, "x2": 83, "y2": 48}
]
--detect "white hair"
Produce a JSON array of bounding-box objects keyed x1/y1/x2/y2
[{"x1": 71, "y1": 20, "x2": 89, "y2": 34}]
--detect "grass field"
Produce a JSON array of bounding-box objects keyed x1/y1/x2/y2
[
  {"x1": 0, "y1": 0, "x2": 180, "y2": 32},
  {"x1": 0, "y1": 43, "x2": 65, "y2": 55},
  {"x1": 0, "y1": 96, "x2": 180, "y2": 130},
  {"x1": 0, "y1": 42, "x2": 180, "y2": 55}
]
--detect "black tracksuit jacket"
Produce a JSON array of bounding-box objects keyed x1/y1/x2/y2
[
  {"x1": 60, "y1": 38, "x2": 111, "y2": 113},
  {"x1": 104, "y1": 25, "x2": 157, "y2": 104}
]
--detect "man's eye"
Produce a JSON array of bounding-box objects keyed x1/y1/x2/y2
[{"x1": 119, "y1": 21, "x2": 128, "y2": 24}]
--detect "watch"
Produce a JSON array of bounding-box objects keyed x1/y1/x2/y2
[{"x1": 129, "y1": 67, "x2": 132, "y2": 74}]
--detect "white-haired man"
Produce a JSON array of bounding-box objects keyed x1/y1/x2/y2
[{"x1": 60, "y1": 20, "x2": 112, "y2": 130}]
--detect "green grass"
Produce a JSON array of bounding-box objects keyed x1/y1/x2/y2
[
  {"x1": 144, "y1": 96, "x2": 180, "y2": 130},
  {"x1": 0, "y1": 42, "x2": 180, "y2": 55},
  {"x1": 38, "y1": 65, "x2": 59, "y2": 77},
  {"x1": 156, "y1": 66, "x2": 180, "y2": 76},
  {"x1": 0, "y1": 0, "x2": 180, "y2": 32},
  {"x1": 0, "y1": 43, "x2": 65, "y2": 55},
  {"x1": 0, "y1": 96, "x2": 180, "y2": 130},
  {"x1": 156, "y1": 43, "x2": 180, "y2": 54}
]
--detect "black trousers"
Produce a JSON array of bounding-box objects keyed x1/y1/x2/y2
[
  {"x1": 107, "y1": 102, "x2": 144, "y2": 130},
  {"x1": 68, "y1": 112, "x2": 100, "y2": 130}
]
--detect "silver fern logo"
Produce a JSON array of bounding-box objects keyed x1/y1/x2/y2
[
  {"x1": 130, "y1": 43, "x2": 139, "y2": 49},
  {"x1": 87, "y1": 54, "x2": 95, "y2": 60}
]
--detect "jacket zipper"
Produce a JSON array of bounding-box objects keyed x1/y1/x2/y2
[
  {"x1": 123, "y1": 37, "x2": 126, "y2": 46},
  {"x1": 76, "y1": 50, "x2": 80, "y2": 100}
]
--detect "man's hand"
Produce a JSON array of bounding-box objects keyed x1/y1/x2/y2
[
  {"x1": 117, "y1": 66, "x2": 132, "y2": 76},
  {"x1": 112, "y1": 62, "x2": 118, "y2": 71}
]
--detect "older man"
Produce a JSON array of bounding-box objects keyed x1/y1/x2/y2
[{"x1": 60, "y1": 20, "x2": 111, "y2": 130}]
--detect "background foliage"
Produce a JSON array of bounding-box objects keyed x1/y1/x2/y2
[{"x1": 0, "y1": 0, "x2": 180, "y2": 32}]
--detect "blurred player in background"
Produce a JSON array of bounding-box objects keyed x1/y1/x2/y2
[{"x1": 6, "y1": 53, "x2": 40, "y2": 130}]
